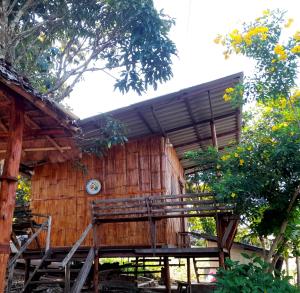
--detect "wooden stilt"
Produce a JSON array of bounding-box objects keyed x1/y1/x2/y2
[
  {"x1": 93, "y1": 248, "x2": 99, "y2": 293},
  {"x1": 64, "y1": 263, "x2": 71, "y2": 293},
  {"x1": 163, "y1": 257, "x2": 171, "y2": 293},
  {"x1": 0, "y1": 97, "x2": 24, "y2": 292},
  {"x1": 24, "y1": 259, "x2": 31, "y2": 284},
  {"x1": 187, "y1": 258, "x2": 191, "y2": 293},
  {"x1": 134, "y1": 257, "x2": 139, "y2": 280}
]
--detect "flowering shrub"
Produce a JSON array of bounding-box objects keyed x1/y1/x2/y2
[
  {"x1": 215, "y1": 9, "x2": 299, "y2": 105},
  {"x1": 186, "y1": 9, "x2": 300, "y2": 266}
]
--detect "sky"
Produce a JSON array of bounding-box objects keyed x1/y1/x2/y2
[{"x1": 67, "y1": 0, "x2": 300, "y2": 119}]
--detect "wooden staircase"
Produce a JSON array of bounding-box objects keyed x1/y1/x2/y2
[
  {"x1": 22, "y1": 225, "x2": 94, "y2": 293},
  {"x1": 22, "y1": 247, "x2": 94, "y2": 293},
  {"x1": 7, "y1": 206, "x2": 94, "y2": 293}
]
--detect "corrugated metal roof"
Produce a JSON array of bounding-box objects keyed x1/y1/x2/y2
[{"x1": 80, "y1": 72, "x2": 243, "y2": 174}]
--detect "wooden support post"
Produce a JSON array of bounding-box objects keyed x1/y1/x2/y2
[
  {"x1": 93, "y1": 248, "x2": 99, "y2": 293},
  {"x1": 64, "y1": 262, "x2": 71, "y2": 293},
  {"x1": 187, "y1": 258, "x2": 191, "y2": 293},
  {"x1": 134, "y1": 257, "x2": 139, "y2": 280},
  {"x1": 0, "y1": 97, "x2": 24, "y2": 292},
  {"x1": 216, "y1": 214, "x2": 227, "y2": 269},
  {"x1": 163, "y1": 257, "x2": 171, "y2": 293},
  {"x1": 24, "y1": 259, "x2": 31, "y2": 284},
  {"x1": 210, "y1": 121, "x2": 218, "y2": 150}
]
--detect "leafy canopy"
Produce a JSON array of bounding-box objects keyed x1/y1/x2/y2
[{"x1": 0, "y1": 0, "x2": 176, "y2": 101}]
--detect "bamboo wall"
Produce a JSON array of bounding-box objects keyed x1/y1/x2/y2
[{"x1": 30, "y1": 135, "x2": 185, "y2": 248}]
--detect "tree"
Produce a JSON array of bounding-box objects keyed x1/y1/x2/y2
[
  {"x1": 186, "y1": 9, "x2": 300, "y2": 270},
  {"x1": 0, "y1": 0, "x2": 176, "y2": 101}
]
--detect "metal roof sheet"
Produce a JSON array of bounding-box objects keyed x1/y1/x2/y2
[{"x1": 80, "y1": 72, "x2": 243, "y2": 174}]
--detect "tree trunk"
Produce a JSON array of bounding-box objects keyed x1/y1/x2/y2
[
  {"x1": 296, "y1": 256, "x2": 300, "y2": 288},
  {"x1": 0, "y1": 96, "x2": 24, "y2": 292},
  {"x1": 265, "y1": 187, "x2": 300, "y2": 264}
]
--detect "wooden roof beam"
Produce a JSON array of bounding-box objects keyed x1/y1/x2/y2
[
  {"x1": 0, "y1": 128, "x2": 70, "y2": 138},
  {"x1": 151, "y1": 106, "x2": 166, "y2": 137},
  {"x1": 184, "y1": 98, "x2": 204, "y2": 149},
  {"x1": 0, "y1": 146, "x2": 71, "y2": 153},
  {"x1": 25, "y1": 115, "x2": 70, "y2": 155},
  {"x1": 208, "y1": 90, "x2": 218, "y2": 149},
  {"x1": 136, "y1": 109, "x2": 155, "y2": 133}
]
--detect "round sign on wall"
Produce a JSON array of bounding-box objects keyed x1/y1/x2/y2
[{"x1": 86, "y1": 179, "x2": 101, "y2": 195}]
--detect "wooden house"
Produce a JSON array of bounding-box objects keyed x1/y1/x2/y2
[
  {"x1": 0, "y1": 59, "x2": 242, "y2": 291},
  {"x1": 28, "y1": 72, "x2": 242, "y2": 249}
]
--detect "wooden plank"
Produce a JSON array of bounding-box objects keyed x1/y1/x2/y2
[
  {"x1": 72, "y1": 247, "x2": 95, "y2": 293},
  {"x1": 0, "y1": 96, "x2": 24, "y2": 292},
  {"x1": 60, "y1": 223, "x2": 92, "y2": 267},
  {"x1": 0, "y1": 146, "x2": 71, "y2": 153},
  {"x1": 93, "y1": 193, "x2": 213, "y2": 204}
]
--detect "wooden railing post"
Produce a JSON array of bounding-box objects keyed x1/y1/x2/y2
[
  {"x1": 93, "y1": 247, "x2": 99, "y2": 293},
  {"x1": 46, "y1": 216, "x2": 52, "y2": 252},
  {"x1": 64, "y1": 262, "x2": 71, "y2": 293}
]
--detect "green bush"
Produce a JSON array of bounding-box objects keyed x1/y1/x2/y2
[{"x1": 214, "y1": 254, "x2": 299, "y2": 293}]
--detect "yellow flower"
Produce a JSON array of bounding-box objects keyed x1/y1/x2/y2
[
  {"x1": 271, "y1": 59, "x2": 277, "y2": 63},
  {"x1": 291, "y1": 45, "x2": 300, "y2": 54},
  {"x1": 223, "y1": 94, "x2": 231, "y2": 102},
  {"x1": 239, "y1": 159, "x2": 244, "y2": 166},
  {"x1": 262, "y1": 10, "x2": 270, "y2": 16},
  {"x1": 223, "y1": 52, "x2": 230, "y2": 60},
  {"x1": 214, "y1": 34, "x2": 222, "y2": 44},
  {"x1": 284, "y1": 18, "x2": 294, "y2": 28},
  {"x1": 221, "y1": 155, "x2": 230, "y2": 161},
  {"x1": 229, "y1": 29, "x2": 243, "y2": 46},
  {"x1": 279, "y1": 97, "x2": 287, "y2": 108},
  {"x1": 272, "y1": 125, "x2": 278, "y2": 131},
  {"x1": 38, "y1": 32, "x2": 46, "y2": 42},
  {"x1": 234, "y1": 153, "x2": 239, "y2": 158},
  {"x1": 274, "y1": 44, "x2": 287, "y2": 61},
  {"x1": 244, "y1": 35, "x2": 252, "y2": 46},
  {"x1": 290, "y1": 89, "x2": 300, "y2": 103},
  {"x1": 294, "y1": 31, "x2": 300, "y2": 42},
  {"x1": 230, "y1": 192, "x2": 237, "y2": 198},
  {"x1": 247, "y1": 146, "x2": 252, "y2": 151},
  {"x1": 225, "y1": 87, "x2": 234, "y2": 93}
]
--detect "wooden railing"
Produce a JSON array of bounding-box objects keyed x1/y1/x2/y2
[
  {"x1": 92, "y1": 193, "x2": 235, "y2": 223},
  {"x1": 6, "y1": 213, "x2": 51, "y2": 293},
  {"x1": 60, "y1": 223, "x2": 93, "y2": 293}
]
